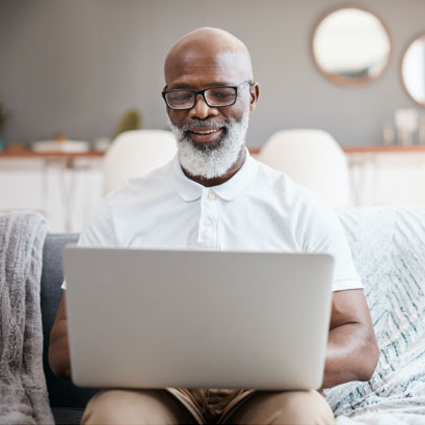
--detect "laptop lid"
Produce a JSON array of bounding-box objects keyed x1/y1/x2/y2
[{"x1": 64, "y1": 247, "x2": 334, "y2": 391}]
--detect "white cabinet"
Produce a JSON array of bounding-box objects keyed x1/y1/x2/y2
[
  {"x1": 346, "y1": 147, "x2": 425, "y2": 206},
  {"x1": 0, "y1": 156, "x2": 103, "y2": 233}
]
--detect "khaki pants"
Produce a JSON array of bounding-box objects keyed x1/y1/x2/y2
[{"x1": 81, "y1": 388, "x2": 335, "y2": 424}]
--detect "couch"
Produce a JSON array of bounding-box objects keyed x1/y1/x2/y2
[
  {"x1": 40, "y1": 205, "x2": 425, "y2": 425},
  {"x1": 41, "y1": 234, "x2": 98, "y2": 425}
]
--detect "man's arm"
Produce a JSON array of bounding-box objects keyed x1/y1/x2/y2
[
  {"x1": 322, "y1": 289, "x2": 379, "y2": 388},
  {"x1": 49, "y1": 293, "x2": 71, "y2": 379}
]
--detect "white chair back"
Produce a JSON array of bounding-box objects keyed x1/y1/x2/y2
[
  {"x1": 256, "y1": 129, "x2": 352, "y2": 208},
  {"x1": 102, "y1": 130, "x2": 177, "y2": 194}
]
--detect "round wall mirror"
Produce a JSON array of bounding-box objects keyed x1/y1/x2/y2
[
  {"x1": 312, "y1": 7, "x2": 392, "y2": 87},
  {"x1": 401, "y1": 33, "x2": 425, "y2": 107}
]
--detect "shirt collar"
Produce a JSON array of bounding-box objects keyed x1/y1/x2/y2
[{"x1": 169, "y1": 148, "x2": 257, "y2": 202}]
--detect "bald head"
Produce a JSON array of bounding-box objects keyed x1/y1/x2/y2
[{"x1": 164, "y1": 27, "x2": 254, "y2": 86}]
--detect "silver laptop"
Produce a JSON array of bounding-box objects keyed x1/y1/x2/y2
[{"x1": 63, "y1": 247, "x2": 334, "y2": 390}]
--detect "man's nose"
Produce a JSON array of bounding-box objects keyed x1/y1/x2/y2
[{"x1": 188, "y1": 94, "x2": 218, "y2": 120}]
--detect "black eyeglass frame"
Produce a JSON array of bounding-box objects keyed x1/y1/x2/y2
[{"x1": 162, "y1": 80, "x2": 253, "y2": 110}]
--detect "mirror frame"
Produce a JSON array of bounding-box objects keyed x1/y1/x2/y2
[
  {"x1": 311, "y1": 5, "x2": 392, "y2": 87},
  {"x1": 401, "y1": 32, "x2": 425, "y2": 108}
]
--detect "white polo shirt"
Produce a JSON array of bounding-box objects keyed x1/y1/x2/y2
[{"x1": 62, "y1": 151, "x2": 362, "y2": 291}]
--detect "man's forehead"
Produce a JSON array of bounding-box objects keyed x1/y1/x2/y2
[
  {"x1": 165, "y1": 28, "x2": 253, "y2": 86},
  {"x1": 165, "y1": 50, "x2": 251, "y2": 87}
]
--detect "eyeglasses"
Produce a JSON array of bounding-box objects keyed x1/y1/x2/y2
[{"x1": 162, "y1": 80, "x2": 252, "y2": 110}]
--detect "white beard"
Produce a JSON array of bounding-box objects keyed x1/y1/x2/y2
[{"x1": 168, "y1": 110, "x2": 250, "y2": 180}]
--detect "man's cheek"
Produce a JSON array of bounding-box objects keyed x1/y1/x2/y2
[{"x1": 168, "y1": 111, "x2": 185, "y2": 128}]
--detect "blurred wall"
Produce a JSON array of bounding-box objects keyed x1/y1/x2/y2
[{"x1": 0, "y1": 0, "x2": 424, "y2": 147}]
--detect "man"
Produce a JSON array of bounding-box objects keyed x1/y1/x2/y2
[{"x1": 49, "y1": 27, "x2": 379, "y2": 424}]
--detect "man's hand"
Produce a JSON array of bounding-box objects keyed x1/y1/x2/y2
[
  {"x1": 49, "y1": 293, "x2": 72, "y2": 379},
  {"x1": 323, "y1": 289, "x2": 379, "y2": 388}
]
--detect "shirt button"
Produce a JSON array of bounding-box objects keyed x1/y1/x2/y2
[
  {"x1": 204, "y1": 219, "x2": 212, "y2": 227},
  {"x1": 208, "y1": 191, "x2": 216, "y2": 200}
]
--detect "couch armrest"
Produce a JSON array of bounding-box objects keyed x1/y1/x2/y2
[{"x1": 40, "y1": 233, "x2": 99, "y2": 409}]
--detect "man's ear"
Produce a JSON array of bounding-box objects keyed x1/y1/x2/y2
[{"x1": 249, "y1": 82, "x2": 260, "y2": 112}]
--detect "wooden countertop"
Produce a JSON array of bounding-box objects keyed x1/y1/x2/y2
[
  {"x1": 1, "y1": 145, "x2": 425, "y2": 159},
  {"x1": 0, "y1": 150, "x2": 105, "y2": 159},
  {"x1": 341, "y1": 145, "x2": 425, "y2": 154}
]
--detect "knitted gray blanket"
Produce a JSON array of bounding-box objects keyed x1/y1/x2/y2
[
  {"x1": 0, "y1": 212, "x2": 54, "y2": 425},
  {"x1": 328, "y1": 206, "x2": 425, "y2": 425}
]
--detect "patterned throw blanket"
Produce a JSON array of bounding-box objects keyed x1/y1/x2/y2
[
  {"x1": 0, "y1": 212, "x2": 54, "y2": 425},
  {"x1": 327, "y1": 206, "x2": 425, "y2": 425}
]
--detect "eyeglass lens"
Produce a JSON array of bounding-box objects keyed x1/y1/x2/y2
[{"x1": 166, "y1": 87, "x2": 236, "y2": 109}]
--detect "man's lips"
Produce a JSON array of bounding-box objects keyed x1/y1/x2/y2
[{"x1": 187, "y1": 127, "x2": 225, "y2": 143}]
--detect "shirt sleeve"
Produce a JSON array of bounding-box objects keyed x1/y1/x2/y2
[
  {"x1": 298, "y1": 196, "x2": 363, "y2": 292},
  {"x1": 61, "y1": 196, "x2": 116, "y2": 290}
]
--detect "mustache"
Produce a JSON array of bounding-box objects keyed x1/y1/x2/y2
[{"x1": 177, "y1": 119, "x2": 230, "y2": 133}]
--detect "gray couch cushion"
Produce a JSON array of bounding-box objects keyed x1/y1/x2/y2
[
  {"x1": 52, "y1": 408, "x2": 85, "y2": 425},
  {"x1": 40, "y1": 233, "x2": 99, "y2": 410}
]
